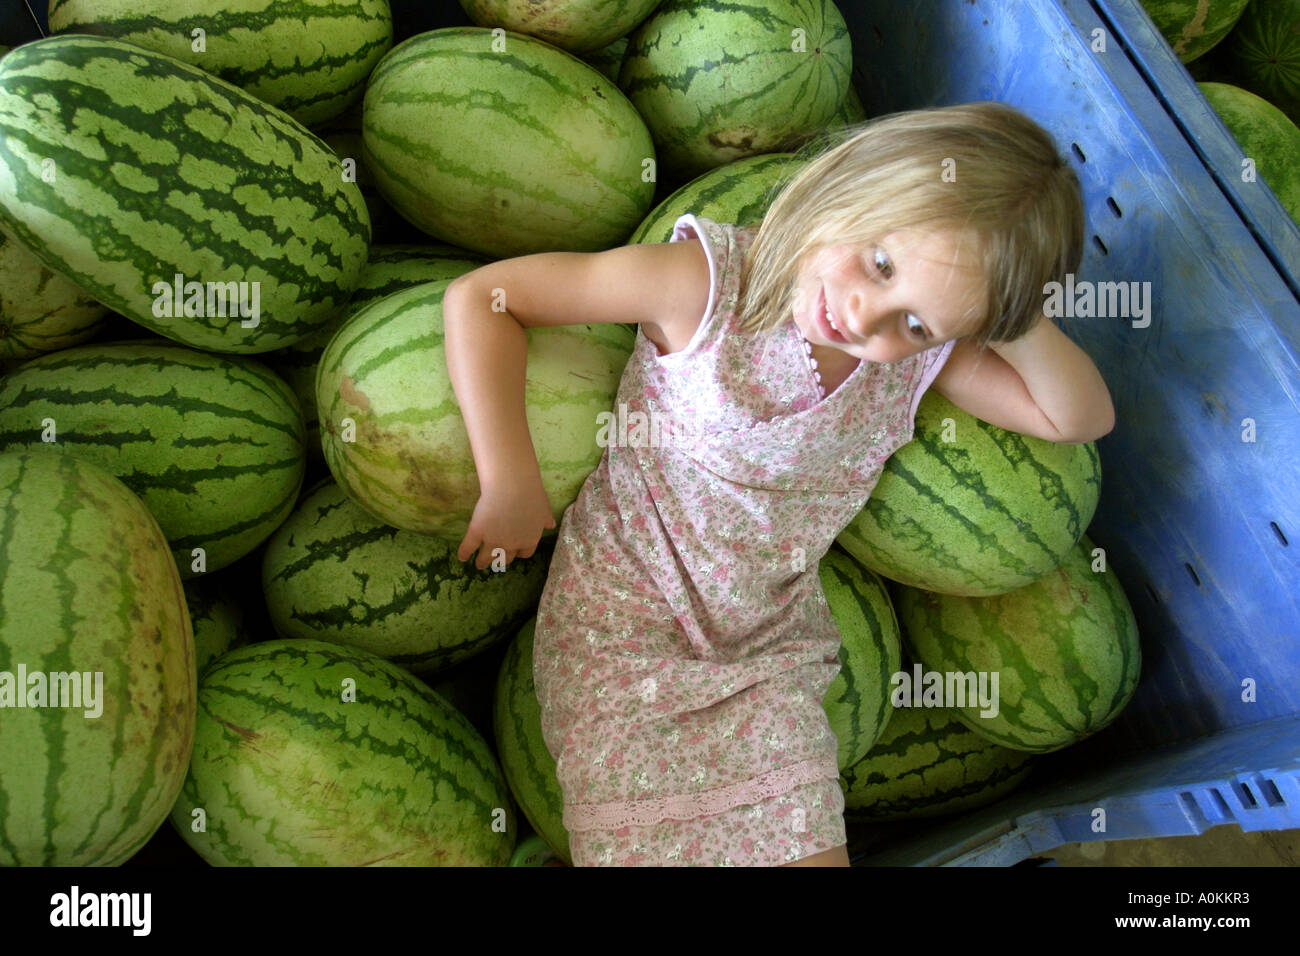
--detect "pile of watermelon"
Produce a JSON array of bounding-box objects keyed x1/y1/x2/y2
[
  {"x1": 1140, "y1": 0, "x2": 1300, "y2": 225},
  {"x1": 0, "y1": 0, "x2": 1140, "y2": 868}
]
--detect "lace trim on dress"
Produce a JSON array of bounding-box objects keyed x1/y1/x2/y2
[{"x1": 561, "y1": 754, "x2": 841, "y2": 831}]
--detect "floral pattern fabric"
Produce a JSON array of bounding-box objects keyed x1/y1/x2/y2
[{"x1": 533, "y1": 215, "x2": 955, "y2": 866}]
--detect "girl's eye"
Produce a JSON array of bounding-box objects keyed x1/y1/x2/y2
[
  {"x1": 872, "y1": 248, "x2": 893, "y2": 280},
  {"x1": 905, "y1": 313, "x2": 927, "y2": 341}
]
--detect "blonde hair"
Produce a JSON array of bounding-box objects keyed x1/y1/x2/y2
[{"x1": 736, "y1": 102, "x2": 1085, "y2": 350}]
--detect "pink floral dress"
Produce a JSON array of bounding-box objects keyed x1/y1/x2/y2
[{"x1": 532, "y1": 215, "x2": 955, "y2": 866}]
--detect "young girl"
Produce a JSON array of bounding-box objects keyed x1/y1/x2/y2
[{"x1": 443, "y1": 102, "x2": 1115, "y2": 867}]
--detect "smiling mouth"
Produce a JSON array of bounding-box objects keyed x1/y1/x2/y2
[{"x1": 819, "y1": 288, "x2": 848, "y2": 344}]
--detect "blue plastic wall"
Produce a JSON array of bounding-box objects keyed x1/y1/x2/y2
[{"x1": 841, "y1": 0, "x2": 1300, "y2": 861}]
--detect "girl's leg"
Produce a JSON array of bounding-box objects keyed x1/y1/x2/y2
[{"x1": 781, "y1": 843, "x2": 850, "y2": 867}]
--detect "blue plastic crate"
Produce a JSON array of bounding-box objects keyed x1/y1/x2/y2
[{"x1": 842, "y1": 0, "x2": 1300, "y2": 864}]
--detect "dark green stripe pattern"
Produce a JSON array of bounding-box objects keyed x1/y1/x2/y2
[
  {"x1": 820, "y1": 546, "x2": 902, "y2": 771},
  {"x1": 48, "y1": 0, "x2": 393, "y2": 126},
  {"x1": 493, "y1": 618, "x2": 572, "y2": 865},
  {"x1": 841, "y1": 706, "x2": 1032, "y2": 822},
  {"x1": 261, "y1": 479, "x2": 550, "y2": 674},
  {"x1": 895, "y1": 534, "x2": 1142, "y2": 754},
  {"x1": 620, "y1": 0, "x2": 853, "y2": 179},
  {"x1": 0, "y1": 342, "x2": 306, "y2": 578},
  {"x1": 0, "y1": 36, "x2": 370, "y2": 354},
  {"x1": 629, "y1": 152, "x2": 806, "y2": 244},
  {"x1": 837, "y1": 389, "x2": 1102, "y2": 597}
]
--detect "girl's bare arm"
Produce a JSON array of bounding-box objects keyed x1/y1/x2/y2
[{"x1": 442, "y1": 240, "x2": 710, "y2": 566}]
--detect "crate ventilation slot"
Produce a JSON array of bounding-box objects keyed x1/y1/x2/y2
[
  {"x1": 1271, "y1": 522, "x2": 1288, "y2": 547},
  {"x1": 1106, "y1": 197, "x2": 1122, "y2": 218},
  {"x1": 1184, "y1": 563, "x2": 1201, "y2": 587},
  {"x1": 1092, "y1": 235, "x2": 1109, "y2": 255},
  {"x1": 1071, "y1": 142, "x2": 1086, "y2": 162}
]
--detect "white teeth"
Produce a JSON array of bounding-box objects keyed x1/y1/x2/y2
[{"x1": 825, "y1": 307, "x2": 840, "y2": 334}]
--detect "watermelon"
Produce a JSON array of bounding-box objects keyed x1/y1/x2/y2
[
  {"x1": 840, "y1": 707, "x2": 1032, "y2": 822},
  {"x1": 1223, "y1": 1, "x2": 1300, "y2": 126},
  {"x1": 835, "y1": 389, "x2": 1101, "y2": 597},
  {"x1": 362, "y1": 27, "x2": 657, "y2": 258},
  {"x1": 459, "y1": 0, "x2": 662, "y2": 53},
  {"x1": 1199, "y1": 81, "x2": 1300, "y2": 223},
  {"x1": 271, "y1": 243, "x2": 487, "y2": 468},
  {"x1": 183, "y1": 575, "x2": 248, "y2": 676},
  {"x1": 0, "y1": 448, "x2": 195, "y2": 866},
  {"x1": 1139, "y1": 0, "x2": 1251, "y2": 63},
  {"x1": 170, "y1": 638, "x2": 515, "y2": 865},
  {"x1": 620, "y1": 0, "x2": 852, "y2": 180},
  {"x1": 0, "y1": 35, "x2": 370, "y2": 354},
  {"x1": 819, "y1": 546, "x2": 902, "y2": 770},
  {"x1": 0, "y1": 227, "x2": 107, "y2": 361},
  {"x1": 48, "y1": 0, "x2": 393, "y2": 127},
  {"x1": 629, "y1": 153, "x2": 806, "y2": 245},
  {"x1": 894, "y1": 535, "x2": 1141, "y2": 754},
  {"x1": 0, "y1": 341, "x2": 306, "y2": 578},
  {"x1": 831, "y1": 84, "x2": 868, "y2": 128},
  {"x1": 583, "y1": 35, "x2": 629, "y2": 83},
  {"x1": 261, "y1": 479, "x2": 551, "y2": 674},
  {"x1": 317, "y1": 280, "x2": 634, "y2": 538},
  {"x1": 493, "y1": 618, "x2": 571, "y2": 865}
]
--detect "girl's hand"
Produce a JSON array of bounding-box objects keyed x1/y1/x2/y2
[{"x1": 457, "y1": 479, "x2": 557, "y2": 571}]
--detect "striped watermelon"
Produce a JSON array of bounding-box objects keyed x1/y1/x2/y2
[
  {"x1": 1139, "y1": 0, "x2": 1250, "y2": 63},
  {"x1": 895, "y1": 535, "x2": 1141, "y2": 754},
  {"x1": 0, "y1": 448, "x2": 195, "y2": 866},
  {"x1": 819, "y1": 545, "x2": 901, "y2": 770},
  {"x1": 583, "y1": 35, "x2": 629, "y2": 83},
  {"x1": 0, "y1": 35, "x2": 369, "y2": 354},
  {"x1": 262, "y1": 479, "x2": 551, "y2": 674},
  {"x1": 831, "y1": 84, "x2": 868, "y2": 128},
  {"x1": 0, "y1": 342, "x2": 306, "y2": 578},
  {"x1": 170, "y1": 638, "x2": 515, "y2": 865},
  {"x1": 840, "y1": 707, "x2": 1032, "y2": 822},
  {"x1": 836, "y1": 389, "x2": 1101, "y2": 597},
  {"x1": 459, "y1": 0, "x2": 662, "y2": 52},
  {"x1": 493, "y1": 618, "x2": 571, "y2": 865},
  {"x1": 629, "y1": 153, "x2": 807, "y2": 245},
  {"x1": 183, "y1": 575, "x2": 248, "y2": 676},
  {"x1": 620, "y1": 0, "x2": 852, "y2": 180},
  {"x1": 271, "y1": 244, "x2": 487, "y2": 468},
  {"x1": 1224, "y1": 0, "x2": 1300, "y2": 126},
  {"x1": 1199, "y1": 82, "x2": 1300, "y2": 224},
  {"x1": 362, "y1": 27, "x2": 657, "y2": 258},
  {"x1": 0, "y1": 228, "x2": 107, "y2": 361},
  {"x1": 48, "y1": 0, "x2": 393, "y2": 127},
  {"x1": 317, "y1": 280, "x2": 634, "y2": 538}
]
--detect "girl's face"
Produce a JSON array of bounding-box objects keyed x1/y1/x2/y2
[{"x1": 792, "y1": 228, "x2": 988, "y2": 364}]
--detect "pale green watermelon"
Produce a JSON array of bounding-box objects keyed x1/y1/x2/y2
[
  {"x1": 1200, "y1": 81, "x2": 1300, "y2": 223},
  {"x1": 363, "y1": 27, "x2": 656, "y2": 257},
  {"x1": 171, "y1": 639, "x2": 516, "y2": 865},
  {"x1": 459, "y1": 0, "x2": 661, "y2": 52},
  {"x1": 317, "y1": 280, "x2": 634, "y2": 539},
  {"x1": 0, "y1": 448, "x2": 195, "y2": 866}
]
